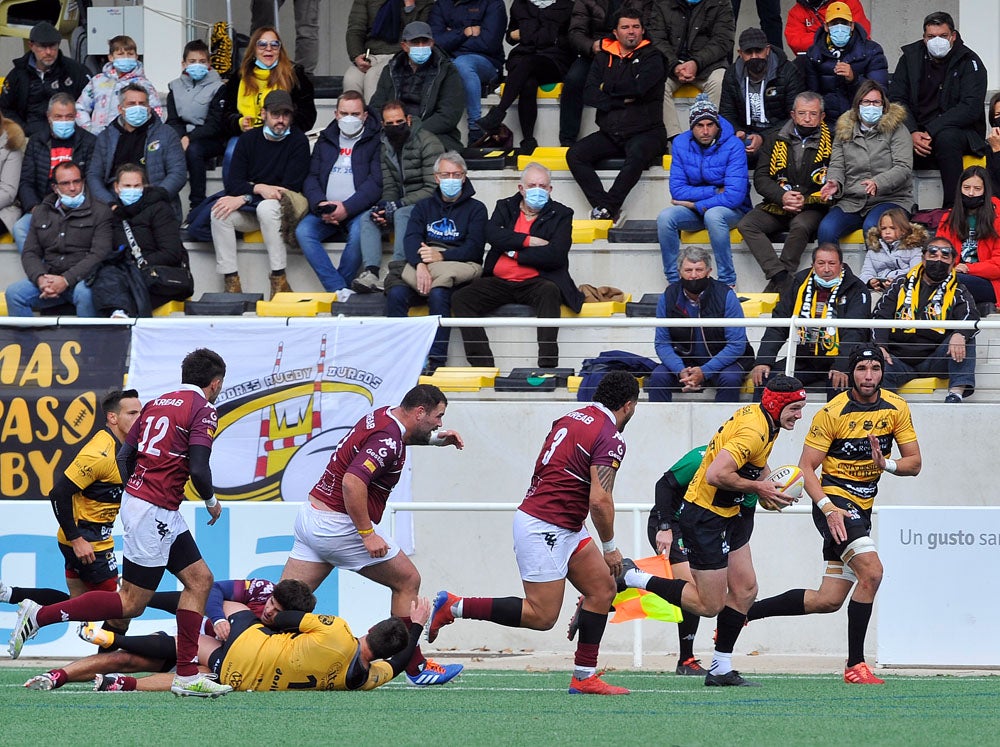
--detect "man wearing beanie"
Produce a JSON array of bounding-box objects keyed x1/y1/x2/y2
[{"x1": 656, "y1": 93, "x2": 751, "y2": 288}]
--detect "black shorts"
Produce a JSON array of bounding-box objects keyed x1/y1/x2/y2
[
  {"x1": 811, "y1": 496, "x2": 872, "y2": 562},
  {"x1": 208, "y1": 610, "x2": 260, "y2": 676},
  {"x1": 646, "y1": 516, "x2": 689, "y2": 565},
  {"x1": 677, "y1": 501, "x2": 752, "y2": 571},
  {"x1": 58, "y1": 543, "x2": 118, "y2": 586}
]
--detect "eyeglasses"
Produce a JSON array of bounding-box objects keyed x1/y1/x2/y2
[
  {"x1": 55, "y1": 178, "x2": 82, "y2": 188},
  {"x1": 256, "y1": 40, "x2": 281, "y2": 50},
  {"x1": 924, "y1": 247, "x2": 955, "y2": 259},
  {"x1": 859, "y1": 99, "x2": 883, "y2": 106},
  {"x1": 436, "y1": 171, "x2": 465, "y2": 179}
]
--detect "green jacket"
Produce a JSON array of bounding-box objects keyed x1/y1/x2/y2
[{"x1": 380, "y1": 123, "x2": 444, "y2": 206}]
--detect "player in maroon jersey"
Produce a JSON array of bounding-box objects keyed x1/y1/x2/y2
[
  {"x1": 8, "y1": 349, "x2": 232, "y2": 698},
  {"x1": 279, "y1": 383, "x2": 466, "y2": 686},
  {"x1": 427, "y1": 371, "x2": 640, "y2": 695}
]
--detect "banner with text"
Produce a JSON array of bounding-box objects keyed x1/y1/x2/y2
[{"x1": 0, "y1": 325, "x2": 130, "y2": 501}]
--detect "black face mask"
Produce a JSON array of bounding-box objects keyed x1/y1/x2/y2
[
  {"x1": 745, "y1": 57, "x2": 768, "y2": 77},
  {"x1": 962, "y1": 194, "x2": 986, "y2": 211},
  {"x1": 384, "y1": 123, "x2": 410, "y2": 148},
  {"x1": 795, "y1": 124, "x2": 819, "y2": 138},
  {"x1": 681, "y1": 277, "x2": 711, "y2": 295},
  {"x1": 923, "y1": 260, "x2": 951, "y2": 282},
  {"x1": 991, "y1": 116, "x2": 1000, "y2": 129}
]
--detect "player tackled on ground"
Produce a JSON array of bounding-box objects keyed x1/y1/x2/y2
[
  {"x1": 746, "y1": 346, "x2": 921, "y2": 684},
  {"x1": 428, "y1": 370, "x2": 640, "y2": 695}
]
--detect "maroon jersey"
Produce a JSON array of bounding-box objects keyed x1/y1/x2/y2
[
  {"x1": 518, "y1": 403, "x2": 626, "y2": 531},
  {"x1": 124, "y1": 385, "x2": 217, "y2": 510},
  {"x1": 235, "y1": 578, "x2": 275, "y2": 618},
  {"x1": 309, "y1": 407, "x2": 406, "y2": 524}
]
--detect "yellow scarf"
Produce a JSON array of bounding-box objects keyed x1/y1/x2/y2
[
  {"x1": 762, "y1": 123, "x2": 832, "y2": 216},
  {"x1": 892, "y1": 264, "x2": 958, "y2": 334},
  {"x1": 791, "y1": 271, "x2": 842, "y2": 356},
  {"x1": 236, "y1": 68, "x2": 278, "y2": 128}
]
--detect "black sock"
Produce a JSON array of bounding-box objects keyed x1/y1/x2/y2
[
  {"x1": 366, "y1": 266, "x2": 380, "y2": 277},
  {"x1": 116, "y1": 631, "x2": 177, "y2": 663},
  {"x1": 846, "y1": 600, "x2": 873, "y2": 667},
  {"x1": 9, "y1": 587, "x2": 70, "y2": 606},
  {"x1": 644, "y1": 577, "x2": 688, "y2": 608},
  {"x1": 488, "y1": 597, "x2": 523, "y2": 627},
  {"x1": 714, "y1": 606, "x2": 747, "y2": 654},
  {"x1": 147, "y1": 591, "x2": 181, "y2": 615},
  {"x1": 677, "y1": 613, "x2": 700, "y2": 660},
  {"x1": 576, "y1": 608, "x2": 608, "y2": 646},
  {"x1": 747, "y1": 589, "x2": 806, "y2": 621}
]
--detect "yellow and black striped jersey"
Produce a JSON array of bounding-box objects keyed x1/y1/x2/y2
[
  {"x1": 57, "y1": 428, "x2": 123, "y2": 551},
  {"x1": 804, "y1": 389, "x2": 918, "y2": 510}
]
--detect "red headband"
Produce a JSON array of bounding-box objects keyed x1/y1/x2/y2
[{"x1": 761, "y1": 387, "x2": 807, "y2": 422}]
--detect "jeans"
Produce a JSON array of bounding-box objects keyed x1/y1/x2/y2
[
  {"x1": 386, "y1": 284, "x2": 453, "y2": 367},
  {"x1": 882, "y1": 337, "x2": 976, "y2": 393},
  {"x1": 5, "y1": 277, "x2": 97, "y2": 317},
  {"x1": 359, "y1": 204, "x2": 415, "y2": 268},
  {"x1": 452, "y1": 54, "x2": 499, "y2": 135},
  {"x1": 657, "y1": 204, "x2": 745, "y2": 285},
  {"x1": 957, "y1": 273, "x2": 997, "y2": 306},
  {"x1": 12, "y1": 212, "x2": 30, "y2": 252},
  {"x1": 816, "y1": 203, "x2": 904, "y2": 245},
  {"x1": 296, "y1": 212, "x2": 364, "y2": 291},
  {"x1": 646, "y1": 362, "x2": 746, "y2": 402}
]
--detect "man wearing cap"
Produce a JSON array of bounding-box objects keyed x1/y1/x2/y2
[
  {"x1": 719, "y1": 27, "x2": 803, "y2": 165},
  {"x1": 657, "y1": 94, "x2": 751, "y2": 288},
  {"x1": 803, "y1": 2, "x2": 888, "y2": 124},
  {"x1": 747, "y1": 345, "x2": 922, "y2": 685},
  {"x1": 210, "y1": 89, "x2": 310, "y2": 299},
  {"x1": 616, "y1": 374, "x2": 808, "y2": 687},
  {"x1": 369, "y1": 21, "x2": 465, "y2": 152},
  {"x1": 565, "y1": 8, "x2": 667, "y2": 223},
  {"x1": 0, "y1": 21, "x2": 89, "y2": 140}
]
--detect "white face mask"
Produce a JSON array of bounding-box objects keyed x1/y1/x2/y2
[
  {"x1": 926, "y1": 36, "x2": 952, "y2": 59},
  {"x1": 338, "y1": 114, "x2": 364, "y2": 137}
]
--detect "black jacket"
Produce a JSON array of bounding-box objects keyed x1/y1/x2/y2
[
  {"x1": 0, "y1": 52, "x2": 89, "y2": 139},
  {"x1": 584, "y1": 38, "x2": 666, "y2": 139},
  {"x1": 720, "y1": 47, "x2": 803, "y2": 137},
  {"x1": 804, "y1": 25, "x2": 888, "y2": 123},
  {"x1": 889, "y1": 34, "x2": 987, "y2": 152},
  {"x1": 647, "y1": 0, "x2": 734, "y2": 79},
  {"x1": 110, "y1": 187, "x2": 187, "y2": 268},
  {"x1": 567, "y1": 0, "x2": 654, "y2": 57},
  {"x1": 506, "y1": 0, "x2": 576, "y2": 74},
  {"x1": 18, "y1": 127, "x2": 96, "y2": 212},
  {"x1": 484, "y1": 194, "x2": 584, "y2": 312},
  {"x1": 661, "y1": 281, "x2": 754, "y2": 371}
]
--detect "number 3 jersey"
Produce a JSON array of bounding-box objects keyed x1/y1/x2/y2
[
  {"x1": 518, "y1": 403, "x2": 626, "y2": 532},
  {"x1": 123, "y1": 384, "x2": 218, "y2": 509}
]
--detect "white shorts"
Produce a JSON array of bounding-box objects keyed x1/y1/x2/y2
[
  {"x1": 121, "y1": 491, "x2": 190, "y2": 569},
  {"x1": 288, "y1": 502, "x2": 400, "y2": 572},
  {"x1": 512, "y1": 510, "x2": 591, "y2": 583}
]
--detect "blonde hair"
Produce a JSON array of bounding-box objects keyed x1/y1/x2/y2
[{"x1": 240, "y1": 26, "x2": 296, "y2": 98}]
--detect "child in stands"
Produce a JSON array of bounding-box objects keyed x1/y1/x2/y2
[{"x1": 76, "y1": 35, "x2": 163, "y2": 135}]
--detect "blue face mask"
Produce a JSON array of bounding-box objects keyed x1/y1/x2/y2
[
  {"x1": 524, "y1": 187, "x2": 549, "y2": 210},
  {"x1": 439, "y1": 178, "x2": 462, "y2": 198},
  {"x1": 51, "y1": 120, "x2": 75, "y2": 139},
  {"x1": 119, "y1": 187, "x2": 143, "y2": 206},
  {"x1": 124, "y1": 105, "x2": 149, "y2": 127},
  {"x1": 858, "y1": 105, "x2": 883, "y2": 125},
  {"x1": 112, "y1": 57, "x2": 138, "y2": 74},
  {"x1": 185, "y1": 62, "x2": 209, "y2": 81},
  {"x1": 829, "y1": 25, "x2": 851, "y2": 48},
  {"x1": 255, "y1": 58, "x2": 279, "y2": 70},
  {"x1": 263, "y1": 124, "x2": 289, "y2": 140},
  {"x1": 408, "y1": 45, "x2": 432, "y2": 65},
  {"x1": 59, "y1": 191, "x2": 85, "y2": 209},
  {"x1": 814, "y1": 274, "x2": 840, "y2": 289}
]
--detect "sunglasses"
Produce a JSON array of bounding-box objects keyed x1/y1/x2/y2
[
  {"x1": 256, "y1": 40, "x2": 281, "y2": 50},
  {"x1": 924, "y1": 247, "x2": 955, "y2": 259}
]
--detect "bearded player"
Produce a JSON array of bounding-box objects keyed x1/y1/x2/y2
[{"x1": 428, "y1": 371, "x2": 640, "y2": 695}]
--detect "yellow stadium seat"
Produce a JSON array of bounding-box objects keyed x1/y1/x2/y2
[
  {"x1": 561, "y1": 294, "x2": 633, "y2": 317},
  {"x1": 841, "y1": 230, "x2": 865, "y2": 244},
  {"x1": 0, "y1": 294, "x2": 6, "y2": 315},
  {"x1": 256, "y1": 292, "x2": 337, "y2": 317},
  {"x1": 673, "y1": 84, "x2": 702, "y2": 98},
  {"x1": 896, "y1": 377, "x2": 949, "y2": 395},
  {"x1": 572, "y1": 219, "x2": 613, "y2": 243},
  {"x1": 242, "y1": 230, "x2": 264, "y2": 243},
  {"x1": 499, "y1": 82, "x2": 562, "y2": 99},
  {"x1": 567, "y1": 375, "x2": 583, "y2": 393},
  {"x1": 964, "y1": 155, "x2": 986, "y2": 169},
  {"x1": 738, "y1": 292, "x2": 779, "y2": 318},
  {"x1": 0, "y1": 232, "x2": 13, "y2": 243},
  {"x1": 152, "y1": 300, "x2": 187, "y2": 317},
  {"x1": 681, "y1": 228, "x2": 743, "y2": 243},
  {"x1": 661, "y1": 154, "x2": 672, "y2": 170},
  {"x1": 408, "y1": 305, "x2": 429, "y2": 317},
  {"x1": 418, "y1": 366, "x2": 500, "y2": 391},
  {"x1": 517, "y1": 146, "x2": 568, "y2": 171}
]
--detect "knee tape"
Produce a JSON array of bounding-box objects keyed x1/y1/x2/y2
[
  {"x1": 841, "y1": 535, "x2": 876, "y2": 566},
  {"x1": 823, "y1": 560, "x2": 857, "y2": 585}
]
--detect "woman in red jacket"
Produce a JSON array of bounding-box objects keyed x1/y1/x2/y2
[{"x1": 937, "y1": 165, "x2": 1000, "y2": 312}]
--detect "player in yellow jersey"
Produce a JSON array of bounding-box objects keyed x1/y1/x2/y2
[
  {"x1": 615, "y1": 375, "x2": 807, "y2": 687},
  {"x1": 747, "y1": 346, "x2": 921, "y2": 685}
]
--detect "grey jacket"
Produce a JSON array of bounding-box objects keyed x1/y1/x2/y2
[{"x1": 166, "y1": 70, "x2": 225, "y2": 141}]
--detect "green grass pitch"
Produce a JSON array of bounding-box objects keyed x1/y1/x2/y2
[{"x1": 3, "y1": 667, "x2": 998, "y2": 746}]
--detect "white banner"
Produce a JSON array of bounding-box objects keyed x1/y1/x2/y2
[{"x1": 877, "y1": 506, "x2": 1000, "y2": 666}]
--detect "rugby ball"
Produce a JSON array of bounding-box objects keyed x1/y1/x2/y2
[
  {"x1": 767, "y1": 465, "x2": 805, "y2": 501},
  {"x1": 61, "y1": 391, "x2": 97, "y2": 445}
]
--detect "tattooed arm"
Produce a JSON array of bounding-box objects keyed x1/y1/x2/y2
[{"x1": 589, "y1": 463, "x2": 622, "y2": 577}]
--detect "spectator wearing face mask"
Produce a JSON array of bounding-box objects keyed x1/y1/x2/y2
[
  {"x1": 75, "y1": 35, "x2": 163, "y2": 135},
  {"x1": 784, "y1": 0, "x2": 870, "y2": 57}
]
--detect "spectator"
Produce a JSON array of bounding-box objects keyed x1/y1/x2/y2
[
  {"x1": 88, "y1": 85, "x2": 187, "y2": 220},
  {"x1": 738, "y1": 91, "x2": 831, "y2": 293},
  {"x1": 872, "y1": 236, "x2": 978, "y2": 402},
  {"x1": 251, "y1": 0, "x2": 320, "y2": 76},
  {"x1": 296, "y1": 91, "x2": 382, "y2": 293},
  {"x1": 452, "y1": 162, "x2": 584, "y2": 369},
  {"x1": 166, "y1": 40, "x2": 225, "y2": 213},
  {"x1": 356, "y1": 100, "x2": 444, "y2": 293},
  {"x1": 657, "y1": 95, "x2": 750, "y2": 288},
  {"x1": 752, "y1": 243, "x2": 870, "y2": 401},
  {"x1": 785, "y1": 0, "x2": 870, "y2": 57},
  {"x1": 14, "y1": 93, "x2": 96, "y2": 250},
  {"x1": 0, "y1": 21, "x2": 89, "y2": 140},
  {"x1": 429, "y1": 0, "x2": 507, "y2": 146},
  {"x1": 75, "y1": 35, "x2": 163, "y2": 135},
  {"x1": 803, "y1": 2, "x2": 887, "y2": 124},
  {"x1": 561, "y1": 0, "x2": 653, "y2": 147},
  {"x1": 207, "y1": 27, "x2": 316, "y2": 142},
  {"x1": 369, "y1": 22, "x2": 465, "y2": 152},
  {"x1": 566, "y1": 9, "x2": 667, "y2": 222},
  {"x1": 860, "y1": 208, "x2": 927, "y2": 293},
  {"x1": 475, "y1": 0, "x2": 576, "y2": 153},
  {"x1": 343, "y1": 0, "x2": 435, "y2": 101},
  {"x1": 937, "y1": 165, "x2": 1000, "y2": 313},
  {"x1": 387, "y1": 152, "x2": 487, "y2": 373},
  {"x1": 817, "y1": 81, "x2": 912, "y2": 246},
  {"x1": 646, "y1": 245, "x2": 754, "y2": 403},
  {"x1": 0, "y1": 111, "x2": 25, "y2": 239},
  {"x1": 720, "y1": 26, "x2": 803, "y2": 165},
  {"x1": 986, "y1": 92, "x2": 1000, "y2": 194},
  {"x1": 889, "y1": 11, "x2": 987, "y2": 210},
  {"x1": 648, "y1": 0, "x2": 734, "y2": 144},
  {"x1": 210, "y1": 90, "x2": 310, "y2": 298},
  {"x1": 4, "y1": 161, "x2": 112, "y2": 317}
]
